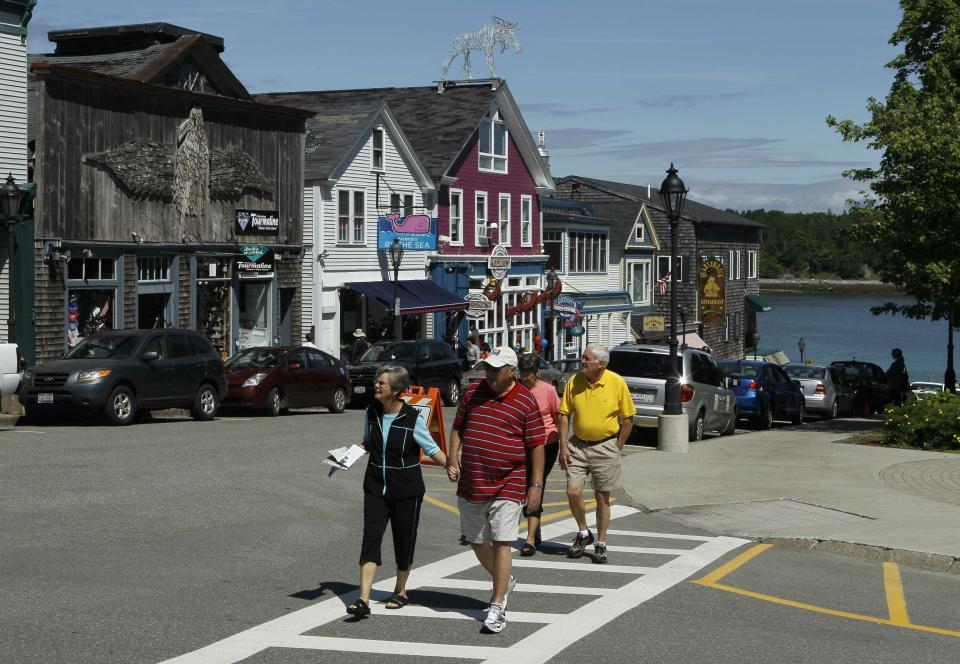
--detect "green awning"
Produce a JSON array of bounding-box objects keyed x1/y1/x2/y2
[{"x1": 745, "y1": 292, "x2": 772, "y2": 313}]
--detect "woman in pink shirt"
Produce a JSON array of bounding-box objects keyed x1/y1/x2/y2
[{"x1": 517, "y1": 353, "x2": 561, "y2": 556}]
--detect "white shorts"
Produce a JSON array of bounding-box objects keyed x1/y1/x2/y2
[{"x1": 458, "y1": 497, "x2": 523, "y2": 544}]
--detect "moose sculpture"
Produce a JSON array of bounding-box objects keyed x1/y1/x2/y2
[{"x1": 441, "y1": 16, "x2": 521, "y2": 81}]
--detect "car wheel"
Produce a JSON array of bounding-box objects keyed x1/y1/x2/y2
[
  {"x1": 791, "y1": 401, "x2": 805, "y2": 425},
  {"x1": 827, "y1": 399, "x2": 838, "y2": 420},
  {"x1": 721, "y1": 408, "x2": 737, "y2": 436},
  {"x1": 329, "y1": 387, "x2": 347, "y2": 414},
  {"x1": 191, "y1": 384, "x2": 219, "y2": 421},
  {"x1": 757, "y1": 403, "x2": 774, "y2": 429},
  {"x1": 443, "y1": 379, "x2": 461, "y2": 407},
  {"x1": 689, "y1": 410, "x2": 705, "y2": 442},
  {"x1": 105, "y1": 385, "x2": 136, "y2": 426},
  {"x1": 266, "y1": 388, "x2": 282, "y2": 417}
]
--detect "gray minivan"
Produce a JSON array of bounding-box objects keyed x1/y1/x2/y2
[{"x1": 607, "y1": 343, "x2": 737, "y2": 441}]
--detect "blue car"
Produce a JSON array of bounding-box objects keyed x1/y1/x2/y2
[{"x1": 718, "y1": 360, "x2": 805, "y2": 429}]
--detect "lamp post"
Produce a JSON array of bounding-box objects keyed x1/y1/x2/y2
[
  {"x1": 546, "y1": 268, "x2": 558, "y2": 361},
  {"x1": 1, "y1": 173, "x2": 23, "y2": 221},
  {"x1": 798, "y1": 337, "x2": 806, "y2": 364},
  {"x1": 389, "y1": 238, "x2": 404, "y2": 340},
  {"x1": 657, "y1": 164, "x2": 688, "y2": 452}
]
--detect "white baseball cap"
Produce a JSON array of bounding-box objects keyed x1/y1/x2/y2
[{"x1": 481, "y1": 346, "x2": 518, "y2": 368}]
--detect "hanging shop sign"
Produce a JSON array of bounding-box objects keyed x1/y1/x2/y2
[
  {"x1": 568, "y1": 324, "x2": 585, "y2": 337},
  {"x1": 464, "y1": 293, "x2": 495, "y2": 320},
  {"x1": 237, "y1": 244, "x2": 275, "y2": 272},
  {"x1": 642, "y1": 315, "x2": 665, "y2": 333},
  {"x1": 504, "y1": 278, "x2": 564, "y2": 318},
  {"x1": 488, "y1": 245, "x2": 512, "y2": 280},
  {"x1": 235, "y1": 209, "x2": 280, "y2": 236},
  {"x1": 698, "y1": 258, "x2": 726, "y2": 326},
  {"x1": 377, "y1": 213, "x2": 438, "y2": 251},
  {"x1": 552, "y1": 295, "x2": 582, "y2": 322}
]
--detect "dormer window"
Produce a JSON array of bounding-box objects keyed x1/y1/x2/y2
[
  {"x1": 478, "y1": 111, "x2": 507, "y2": 173},
  {"x1": 371, "y1": 128, "x2": 384, "y2": 171}
]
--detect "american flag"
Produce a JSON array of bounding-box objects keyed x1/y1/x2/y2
[{"x1": 657, "y1": 272, "x2": 670, "y2": 296}]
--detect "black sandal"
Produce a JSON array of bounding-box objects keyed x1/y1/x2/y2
[
  {"x1": 346, "y1": 598, "x2": 370, "y2": 617},
  {"x1": 385, "y1": 593, "x2": 409, "y2": 609},
  {"x1": 520, "y1": 542, "x2": 536, "y2": 557}
]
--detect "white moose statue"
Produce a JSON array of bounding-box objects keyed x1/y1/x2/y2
[{"x1": 441, "y1": 16, "x2": 521, "y2": 81}]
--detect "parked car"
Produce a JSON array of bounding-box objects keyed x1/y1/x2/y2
[
  {"x1": 461, "y1": 354, "x2": 563, "y2": 394},
  {"x1": 719, "y1": 360, "x2": 805, "y2": 428},
  {"x1": 553, "y1": 358, "x2": 581, "y2": 395},
  {"x1": 783, "y1": 363, "x2": 855, "y2": 419},
  {"x1": 830, "y1": 360, "x2": 892, "y2": 414},
  {"x1": 349, "y1": 339, "x2": 463, "y2": 406},
  {"x1": 18, "y1": 329, "x2": 226, "y2": 425},
  {"x1": 607, "y1": 343, "x2": 737, "y2": 441},
  {"x1": 223, "y1": 345, "x2": 351, "y2": 416},
  {"x1": 910, "y1": 381, "x2": 946, "y2": 398}
]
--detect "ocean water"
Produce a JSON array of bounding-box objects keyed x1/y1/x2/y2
[{"x1": 760, "y1": 291, "x2": 952, "y2": 383}]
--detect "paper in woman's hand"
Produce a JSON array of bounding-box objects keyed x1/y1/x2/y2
[{"x1": 322, "y1": 444, "x2": 367, "y2": 473}]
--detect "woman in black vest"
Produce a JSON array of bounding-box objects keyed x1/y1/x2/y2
[{"x1": 347, "y1": 365, "x2": 447, "y2": 618}]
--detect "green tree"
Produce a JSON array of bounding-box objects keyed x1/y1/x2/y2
[{"x1": 827, "y1": 0, "x2": 960, "y2": 390}]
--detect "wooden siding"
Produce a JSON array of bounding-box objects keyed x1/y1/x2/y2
[
  {"x1": 0, "y1": 33, "x2": 27, "y2": 181},
  {"x1": 438, "y1": 126, "x2": 541, "y2": 256},
  {"x1": 301, "y1": 184, "x2": 314, "y2": 341},
  {"x1": 33, "y1": 245, "x2": 67, "y2": 363},
  {"x1": 178, "y1": 255, "x2": 190, "y2": 327},
  {"x1": 34, "y1": 74, "x2": 304, "y2": 244}
]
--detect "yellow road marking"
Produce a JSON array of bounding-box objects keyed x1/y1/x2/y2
[
  {"x1": 883, "y1": 562, "x2": 911, "y2": 626},
  {"x1": 423, "y1": 494, "x2": 459, "y2": 515},
  {"x1": 694, "y1": 544, "x2": 960, "y2": 638}
]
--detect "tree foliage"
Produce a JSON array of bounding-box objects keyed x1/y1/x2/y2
[{"x1": 826, "y1": 0, "x2": 960, "y2": 327}]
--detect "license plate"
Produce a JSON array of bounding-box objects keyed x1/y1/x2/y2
[
  {"x1": 632, "y1": 391, "x2": 655, "y2": 403},
  {"x1": 353, "y1": 386, "x2": 366, "y2": 394},
  {"x1": 38, "y1": 393, "x2": 54, "y2": 404}
]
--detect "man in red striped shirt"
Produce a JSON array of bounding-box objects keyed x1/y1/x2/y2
[{"x1": 447, "y1": 346, "x2": 545, "y2": 633}]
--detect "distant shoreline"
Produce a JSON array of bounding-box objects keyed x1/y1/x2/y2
[{"x1": 760, "y1": 279, "x2": 901, "y2": 295}]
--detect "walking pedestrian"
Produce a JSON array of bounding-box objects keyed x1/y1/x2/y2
[
  {"x1": 352, "y1": 329, "x2": 370, "y2": 363},
  {"x1": 446, "y1": 346, "x2": 545, "y2": 633},
  {"x1": 516, "y1": 353, "x2": 561, "y2": 557},
  {"x1": 886, "y1": 347, "x2": 909, "y2": 406},
  {"x1": 465, "y1": 338, "x2": 481, "y2": 367},
  {"x1": 346, "y1": 365, "x2": 447, "y2": 618},
  {"x1": 557, "y1": 344, "x2": 635, "y2": 564}
]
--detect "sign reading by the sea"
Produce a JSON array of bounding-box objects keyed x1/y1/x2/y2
[
  {"x1": 698, "y1": 258, "x2": 726, "y2": 326},
  {"x1": 235, "y1": 209, "x2": 279, "y2": 236},
  {"x1": 238, "y1": 244, "x2": 274, "y2": 272},
  {"x1": 488, "y1": 245, "x2": 512, "y2": 279},
  {"x1": 377, "y1": 213, "x2": 438, "y2": 251}
]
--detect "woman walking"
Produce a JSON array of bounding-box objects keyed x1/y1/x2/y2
[
  {"x1": 517, "y1": 353, "x2": 561, "y2": 556},
  {"x1": 347, "y1": 365, "x2": 447, "y2": 618}
]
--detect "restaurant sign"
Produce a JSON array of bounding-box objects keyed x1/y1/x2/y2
[
  {"x1": 642, "y1": 315, "x2": 665, "y2": 333},
  {"x1": 698, "y1": 258, "x2": 726, "y2": 326},
  {"x1": 238, "y1": 244, "x2": 274, "y2": 272},
  {"x1": 488, "y1": 245, "x2": 512, "y2": 280},
  {"x1": 235, "y1": 209, "x2": 280, "y2": 236},
  {"x1": 464, "y1": 293, "x2": 495, "y2": 320}
]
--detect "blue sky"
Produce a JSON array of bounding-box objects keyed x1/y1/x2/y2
[{"x1": 28, "y1": 0, "x2": 903, "y2": 212}]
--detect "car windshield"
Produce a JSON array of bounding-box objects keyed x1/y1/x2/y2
[
  {"x1": 785, "y1": 366, "x2": 825, "y2": 380},
  {"x1": 721, "y1": 363, "x2": 761, "y2": 378},
  {"x1": 359, "y1": 343, "x2": 415, "y2": 363},
  {"x1": 912, "y1": 382, "x2": 942, "y2": 391},
  {"x1": 225, "y1": 349, "x2": 281, "y2": 369},
  {"x1": 608, "y1": 352, "x2": 681, "y2": 379},
  {"x1": 64, "y1": 335, "x2": 141, "y2": 359}
]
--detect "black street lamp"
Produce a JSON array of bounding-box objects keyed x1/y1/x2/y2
[
  {"x1": 389, "y1": 238, "x2": 404, "y2": 340},
  {"x1": 546, "y1": 268, "x2": 558, "y2": 361},
  {"x1": 659, "y1": 163, "x2": 688, "y2": 416},
  {"x1": 1, "y1": 173, "x2": 23, "y2": 221},
  {"x1": 798, "y1": 337, "x2": 806, "y2": 364}
]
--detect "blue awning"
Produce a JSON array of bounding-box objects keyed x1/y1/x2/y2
[{"x1": 345, "y1": 279, "x2": 470, "y2": 316}]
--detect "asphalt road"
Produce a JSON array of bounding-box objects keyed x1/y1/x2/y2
[{"x1": 1, "y1": 407, "x2": 958, "y2": 663}]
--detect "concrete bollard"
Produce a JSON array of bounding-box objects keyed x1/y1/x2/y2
[{"x1": 657, "y1": 413, "x2": 688, "y2": 453}]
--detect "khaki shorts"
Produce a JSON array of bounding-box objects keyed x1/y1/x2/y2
[
  {"x1": 565, "y1": 435, "x2": 622, "y2": 492},
  {"x1": 458, "y1": 497, "x2": 523, "y2": 544}
]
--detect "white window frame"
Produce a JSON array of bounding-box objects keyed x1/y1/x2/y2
[
  {"x1": 568, "y1": 231, "x2": 608, "y2": 273},
  {"x1": 544, "y1": 230, "x2": 563, "y2": 272},
  {"x1": 520, "y1": 195, "x2": 533, "y2": 247},
  {"x1": 336, "y1": 188, "x2": 366, "y2": 245},
  {"x1": 634, "y1": 221, "x2": 645, "y2": 243},
  {"x1": 628, "y1": 259, "x2": 652, "y2": 306},
  {"x1": 474, "y1": 191, "x2": 488, "y2": 247},
  {"x1": 747, "y1": 250, "x2": 758, "y2": 278},
  {"x1": 734, "y1": 250, "x2": 742, "y2": 279},
  {"x1": 478, "y1": 111, "x2": 508, "y2": 174},
  {"x1": 371, "y1": 127, "x2": 384, "y2": 171},
  {"x1": 498, "y1": 193, "x2": 511, "y2": 247},
  {"x1": 449, "y1": 188, "x2": 464, "y2": 246},
  {"x1": 137, "y1": 257, "x2": 171, "y2": 283},
  {"x1": 657, "y1": 255, "x2": 683, "y2": 283}
]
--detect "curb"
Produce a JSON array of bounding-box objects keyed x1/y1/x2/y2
[{"x1": 755, "y1": 537, "x2": 960, "y2": 575}]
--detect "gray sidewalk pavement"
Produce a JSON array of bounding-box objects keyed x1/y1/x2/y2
[{"x1": 620, "y1": 417, "x2": 960, "y2": 570}]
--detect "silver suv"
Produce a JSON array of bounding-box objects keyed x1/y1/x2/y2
[{"x1": 607, "y1": 343, "x2": 737, "y2": 441}]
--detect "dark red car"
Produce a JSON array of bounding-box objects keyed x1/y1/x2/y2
[{"x1": 223, "y1": 346, "x2": 350, "y2": 416}]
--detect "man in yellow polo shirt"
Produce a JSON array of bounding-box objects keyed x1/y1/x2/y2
[{"x1": 558, "y1": 344, "x2": 635, "y2": 564}]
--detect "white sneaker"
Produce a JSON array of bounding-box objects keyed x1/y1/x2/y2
[
  {"x1": 483, "y1": 602, "x2": 507, "y2": 633},
  {"x1": 503, "y1": 575, "x2": 517, "y2": 610}
]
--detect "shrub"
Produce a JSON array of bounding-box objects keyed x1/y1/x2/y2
[{"x1": 882, "y1": 392, "x2": 960, "y2": 450}]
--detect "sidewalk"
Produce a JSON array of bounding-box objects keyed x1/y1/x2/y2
[{"x1": 620, "y1": 417, "x2": 960, "y2": 570}]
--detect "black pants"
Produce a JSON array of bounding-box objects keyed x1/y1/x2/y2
[
  {"x1": 359, "y1": 493, "x2": 423, "y2": 570},
  {"x1": 524, "y1": 443, "x2": 560, "y2": 518}
]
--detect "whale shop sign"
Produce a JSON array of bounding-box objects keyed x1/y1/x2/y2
[
  {"x1": 377, "y1": 213, "x2": 438, "y2": 251},
  {"x1": 238, "y1": 244, "x2": 275, "y2": 272},
  {"x1": 235, "y1": 209, "x2": 279, "y2": 236}
]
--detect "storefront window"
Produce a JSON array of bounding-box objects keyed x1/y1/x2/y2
[
  {"x1": 197, "y1": 257, "x2": 232, "y2": 358},
  {"x1": 238, "y1": 280, "x2": 272, "y2": 350},
  {"x1": 67, "y1": 289, "x2": 115, "y2": 348}
]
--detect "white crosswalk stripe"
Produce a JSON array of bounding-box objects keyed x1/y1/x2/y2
[{"x1": 160, "y1": 505, "x2": 748, "y2": 664}]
